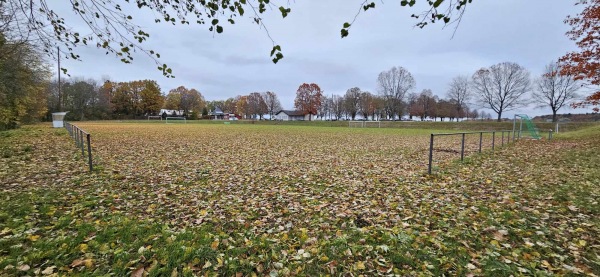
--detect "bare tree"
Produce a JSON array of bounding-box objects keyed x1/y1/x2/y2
[
  {"x1": 377, "y1": 66, "x2": 415, "y2": 120},
  {"x1": 331, "y1": 95, "x2": 344, "y2": 120},
  {"x1": 262, "y1": 91, "x2": 282, "y2": 120},
  {"x1": 343, "y1": 87, "x2": 361, "y2": 120},
  {"x1": 533, "y1": 62, "x2": 581, "y2": 122},
  {"x1": 318, "y1": 94, "x2": 330, "y2": 120},
  {"x1": 472, "y1": 62, "x2": 531, "y2": 122},
  {"x1": 358, "y1": 91, "x2": 374, "y2": 120},
  {"x1": 447, "y1": 75, "x2": 471, "y2": 121}
]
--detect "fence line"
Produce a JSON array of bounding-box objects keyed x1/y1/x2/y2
[
  {"x1": 428, "y1": 129, "x2": 555, "y2": 174},
  {"x1": 428, "y1": 130, "x2": 519, "y2": 174},
  {"x1": 64, "y1": 122, "x2": 93, "y2": 172}
]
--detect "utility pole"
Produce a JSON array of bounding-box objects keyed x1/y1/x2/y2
[{"x1": 57, "y1": 47, "x2": 62, "y2": 111}]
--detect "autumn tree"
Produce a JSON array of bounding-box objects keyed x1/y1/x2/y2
[
  {"x1": 262, "y1": 91, "x2": 282, "y2": 120},
  {"x1": 294, "y1": 83, "x2": 322, "y2": 121},
  {"x1": 109, "y1": 82, "x2": 131, "y2": 116},
  {"x1": 223, "y1": 98, "x2": 237, "y2": 114},
  {"x1": 377, "y1": 66, "x2": 415, "y2": 120},
  {"x1": 61, "y1": 78, "x2": 98, "y2": 120},
  {"x1": 560, "y1": 0, "x2": 600, "y2": 111},
  {"x1": 139, "y1": 80, "x2": 164, "y2": 116},
  {"x1": 235, "y1": 95, "x2": 249, "y2": 118},
  {"x1": 0, "y1": 31, "x2": 50, "y2": 129},
  {"x1": 409, "y1": 89, "x2": 438, "y2": 121},
  {"x1": 533, "y1": 62, "x2": 581, "y2": 122},
  {"x1": 447, "y1": 75, "x2": 471, "y2": 120},
  {"x1": 164, "y1": 89, "x2": 181, "y2": 111},
  {"x1": 247, "y1": 92, "x2": 268, "y2": 119},
  {"x1": 181, "y1": 88, "x2": 205, "y2": 118},
  {"x1": 108, "y1": 80, "x2": 163, "y2": 117},
  {"x1": 472, "y1": 62, "x2": 531, "y2": 122},
  {"x1": 165, "y1": 86, "x2": 205, "y2": 118},
  {"x1": 97, "y1": 80, "x2": 114, "y2": 118}
]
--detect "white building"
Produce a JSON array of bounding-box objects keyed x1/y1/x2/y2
[{"x1": 274, "y1": 110, "x2": 315, "y2": 121}]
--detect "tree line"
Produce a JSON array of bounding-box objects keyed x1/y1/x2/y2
[
  {"x1": 44, "y1": 79, "x2": 213, "y2": 120},
  {"x1": 205, "y1": 91, "x2": 282, "y2": 120},
  {"x1": 292, "y1": 62, "x2": 580, "y2": 122}
]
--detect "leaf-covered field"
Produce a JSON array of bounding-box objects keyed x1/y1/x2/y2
[{"x1": 1, "y1": 122, "x2": 599, "y2": 276}]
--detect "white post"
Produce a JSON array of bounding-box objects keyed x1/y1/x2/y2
[{"x1": 519, "y1": 117, "x2": 523, "y2": 139}]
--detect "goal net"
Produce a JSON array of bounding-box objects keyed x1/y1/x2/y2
[
  {"x1": 349, "y1": 121, "x2": 381, "y2": 128},
  {"x1": 349, "y1": 121, "x2": 365, "y2": 128},
  {"x1": 165, "y1": 117, "x2": 187, "y2": 124}
]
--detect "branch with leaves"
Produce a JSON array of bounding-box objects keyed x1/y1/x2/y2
[{"x1": 2, "y1": 0, "x2": 473, "y2": 77}]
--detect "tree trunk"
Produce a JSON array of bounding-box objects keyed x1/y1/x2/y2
[
  {"x1": 552, "y1": 110, "x2": 558, "y2": 123},
  {"x1": 497, "y1": 112, "x2": 502, "y2": 122}
]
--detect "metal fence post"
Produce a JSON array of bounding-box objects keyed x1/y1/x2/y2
[
  {"x1": 74, "y1": 128, "x2": 79, "y2": 147},
  {"x1": 549, "y1": 130, "x2": 553, "y2": 140},
  {"x1": 461, "y1": 133, "x2": 466, "y2": 161},
  {"x1": 80, "y1": 130, "x2": 85, "y2": 157},
  {"x1": 87, "y1": 134, "x2": 93, "y2": 172},
  {"x1": 479, "y1": 132, "x2": 483, "y2": 153},
  {"x1": 428, "y1": 134, "x2": 434, "y2": 174},
  {"x1": 492, "y1": 131, "x2": 495, "y2": 150}
]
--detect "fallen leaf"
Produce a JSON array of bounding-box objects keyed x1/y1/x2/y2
[
  {"x1": 70, "y1": 259, "x2": 84, "y2": 268},
  {"x1": 84, "y1": 259, "x2": 94, "y2": 268},
  {"x1": 131, "y1": 265, "x2": 144, "y2": 277},
  {"x1": 41, "y1": 266, "x2": 55, "y2": 275},
  {"x1": 210, "y1": 240, "x2": 219, "y2": 250}
]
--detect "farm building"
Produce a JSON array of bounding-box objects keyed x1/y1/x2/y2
[{"x1": 274, "y1": 110, "x2": 315, "y2": 121}]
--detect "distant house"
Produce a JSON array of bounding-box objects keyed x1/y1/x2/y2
[
  {"x1": 211, "y1": 107, "x2": 225, "y2": 120},
  {"x1": 274, "y1": 110, "x2": 315, "y2": 121}
]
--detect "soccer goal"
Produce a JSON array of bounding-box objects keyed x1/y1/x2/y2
[
  {"x1": 147, "y1": 115, "x2": 162, "y2": 121},
  {"x1": 365, "y1": 121, "x2": 381, "y2": 128},
  {"x1": 349, "y1": 121, "x2": 381, "y2": 128},
  {"x1": 165, "y1": 117, "x2": 187, "y2": 124},
  {"x1": 349, "y1": 121, "x2": 365, "y2": 128}
]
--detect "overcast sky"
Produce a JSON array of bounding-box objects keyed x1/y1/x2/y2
[{"x1": 55, "y1": 0, "x2": 591, "y2": 117}]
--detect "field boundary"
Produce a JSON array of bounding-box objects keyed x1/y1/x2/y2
[
  {"x1": 428, "y1": 130, "x2": 515, "y2": 174},
  {"x1": 64, "y1": 122, "x2": 94, "y2": 172}
]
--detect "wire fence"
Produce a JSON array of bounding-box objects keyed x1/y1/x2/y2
[{"x1": 64, "y1": 122, "x2": 93, "y2": 172}]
